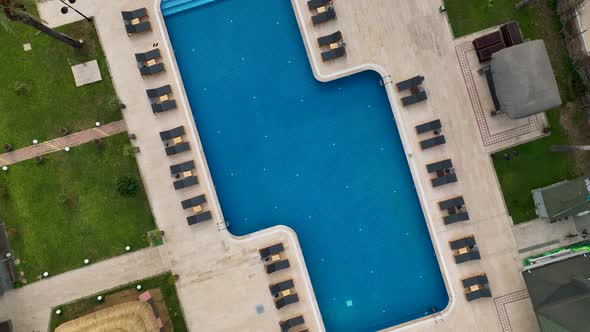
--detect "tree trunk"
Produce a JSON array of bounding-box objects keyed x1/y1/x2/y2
[{"x1": 3, "y1": 9, "x2": 83, "y2": 49}]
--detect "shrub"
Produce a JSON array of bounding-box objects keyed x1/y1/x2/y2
[
  {"x1": 0, "y1": 186, "x2": 8, "y2": 200},
  {"x1": 14, "y1": 82, "x2": 31, "y2": 96},
  {"x1": 116, "y1": 175, "x2": 139, "y2": 197}
]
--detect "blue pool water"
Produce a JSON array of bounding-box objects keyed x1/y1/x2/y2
[{"x1": 161, "y1": 0, "x2": 448, "y2": 330}]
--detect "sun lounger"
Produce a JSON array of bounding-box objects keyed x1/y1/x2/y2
[
  {"x1": 170, "y1": 160, "x2": 195, "y2": 175},
  {"x1": 146, "y1": 85, "x2": 172, "y2": 98},
  {"x1": 135, "y1": 48, "x2": 161, "y2": 62},
  {"x1": 269, "y1": 279, "x2": 295, "y2": 297},
  {"x1": 152, "y1": 100, "x2": 177, "y2": 113},
  {"x1": 122, "y1": 8, "x2": 148, "y2": 20},
  {"x1": 187, "y1": 210, "x2": 212, "y2": 225},
  {"x1": 415, "y1": 119, "x2": 441, "y2": 135},
  {"x1": 396, "y1": 75, "x2": 425, "y2": 92},
  {"x1": 125, "y1": 21, "x2": 151, "y2": 34},
  {"x1": 139, "y1": 63, "x2": 165, "y2": 77},
  {"x1": 259, "y1": 243, "x2": 284, "y2": 260},
  {"x1": 455, "y1": 247, "x2": 481, "y2": 264},
  {"x1": 431, "y1": 173, "x2": 457, "y2": 187},
  {"x1": 308, "y1": 0, "x2": 331, "y2": 9},
  {"x1": 280, "y1": 315, "x2": 305, "y2": 332},
  {"x1": 173, "y1": 176, "x2": 198, "y2": 190},
  {"x1": 265, "y1": 259, "x2": 290, "y2": 274},
  {"x1": 165, "y1": 141, "x2": 190, "y2": 156},
  {"x1": 449, "y1": 235, "x2": 476, "y2": 250},
  {"x1": 401, "y1": 90, "x2": 427, "y2": 106},
  {"x1": 160, "y1": 126, "x2": 185, "y2": 141},
  {"x1": 465, "y1": 284, "x2": 492, "y2": 301},
  {"x1": 420, "y1": 135, "x2": 446, "y2": 150},
  {"x1": 181, "y1": 194, "x2": 207, "y2": 210},
  {"x1": 426, "y1": 159, "x2": 453, "y2": 173},
  {"x1": 275, "y1": 293, "x2": 299, "y2": 309},
  {"x1": 443, "y1": 211, "x2": 470, "y2": 225},
  {"x1": 312, "y1": 7, "x2": 336, "y2": 25},
  {"x1": 317, "y1": 31, "x2": 342, "y2": 46},
  {"x1": 438, "y1": 196, "x2": 464, "y2": 211},
  {"x1": 462, "y1": 273, "x2": 488, "y2": 288},
  {"x1": 321, "y1": 46, "x2": 345, "y2": 61}
]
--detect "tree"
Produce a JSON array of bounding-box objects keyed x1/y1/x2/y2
[
  {"x1": 116, "y1": 175, "x2": 139, "y2": 197},
  {"x1": 0, "y1": 0, "x2": 83, "y2": 49}
]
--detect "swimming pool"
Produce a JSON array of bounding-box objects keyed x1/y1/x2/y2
[{"x1": 161, "y1": 0, "x2": 448, "y2": 330}]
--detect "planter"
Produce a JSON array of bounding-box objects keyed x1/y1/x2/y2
[
  {"x1": 59, "y1": 128, "x2": 69, "y2": 136},
  {"x1": 3, "y1": 144, "x2": 12, "y2": 152}
]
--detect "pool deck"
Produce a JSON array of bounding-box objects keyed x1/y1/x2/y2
[{"x1": 0, "y1": 0, "x2": 540, "y2": 331}]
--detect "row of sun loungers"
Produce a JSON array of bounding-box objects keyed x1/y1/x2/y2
[
  {"x1": 397, "y1": 75, "x2": 428, "y2": 106},
  {"x1": 122, "y1": 8, "x2": 151, "y2": 35},
  {"x1": 259, "y1": 243, "x2": 304, "y2": 313},
  {"x1": 318, "y1": 31, "x2": 346, "y2": 62}
]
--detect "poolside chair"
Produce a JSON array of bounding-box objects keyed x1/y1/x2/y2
[
  {"x1": 146, "y1": 85, "x2": 172, "y2": 98},
  {"x1": 449, "y1": 235, "x2": 476, "y2": 250},
  {"x1": 321, "y1": 46, "x2": 346, "y2": 61},
  {"x1": 173, "y1": 176, "x2": 198, "y2": 190},
  {"x1": 275, "y1": 293, "x2": 299, "y2": 309},
  {"x1": 465, "y1": 284, "x2": 492, "y2": 301},
  {"x1": 462, "y1": 273, "x2": 488, "y2": 288},
  {"x1": 415, "y1": 119, "x2": 441, "y2": 135},
  {"x1": 187, "y1": 210, "x2": 212, "y2": 225},
  {"x1": 259, "y1": 243, "x2": 284, "y2": 260},
  {"x1": 312, "y1": 7, "x2": 336, "y2": 25},
  {"x1": 401, "y1": 90, "x2": 427, "y2": 106},
  {"x1": 269, "y1": 279, "x2": 295, "y2": 297},
  {"x1": 122, "y1": 8, "x2": 148, "y2": 20},
  {"x1": 165, "y1": 141, "x2": 190, "y2": 156},
  {"x1": 420, "y1": 135, "x2": 446, "y2": 150},
  {"x1": 455, "y1": 247, "x2": 481, "y2": 264},
  {"x1": 280, "y1": 315, "x2": 305, "y2": 332},
  {"x1": 170, "y1": 160, "x2": 195, "y2": 175},
  {"x1": 431, "y1": 173, "x2": 458, "y2": 187},
  {"x1": 317, "y1": 31, "x2": 342, "y2": 47},
  {"x1": 135, "y1": 48, "x2": 161, "y2": 63},
  {"x1": 160, "y1": 126, "x2": 185, "y2": 141},
  {"x1": 438, "y1": 196, "x2": 465, "y2": 211},
  {"x1": 125, "y1": 21, "x2": 151, "y2": 34},
  {"x1": 139, "y1": 63, "x2": 165, "y2": 77},
  {"x1": 426, "y1": 159, "x2": 453, "y2": 174},
  {"x1": 265, "y1": 259, "x2": 290, "y2": 274},
  {"x1": 122, "y1": 8, "x2": 151, "y2": 35},
  {"x1": 152, "y1": 100, "x2": 177, "y2": 114},
  {"x1": 307, "y1": 0, "x2": 331, "y2": 9},
  {"x1": 396, "y1": 75, "x2": 425, "y2": 92},
  {"x1": 181, "y1": 194, "x2": 207, "y2": 210},
  {"x1": 443, "y1": 211, "x2": 470, "y2": 225}
]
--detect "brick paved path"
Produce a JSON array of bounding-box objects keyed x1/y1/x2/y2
[{"x1": 0, "y1": 120, "x2": 126, "y2": 167}]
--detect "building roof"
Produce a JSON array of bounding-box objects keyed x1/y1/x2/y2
[
  {"x1": 523, "y1": 254, "x2": 590, "y2": 332},
  {"x1": 532, "y1": 176, "x2": 590, "y2": 221},
  {"x1": 490, "y1": 40, "x2": 562, "y2": 119}
]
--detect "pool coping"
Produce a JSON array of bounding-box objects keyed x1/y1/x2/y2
[{"x1": 153, "y1": 0, "x2": 456, "y2": 331}]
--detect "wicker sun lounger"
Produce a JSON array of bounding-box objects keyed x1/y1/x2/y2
[
  {"x1": 396, "y1": 75, "x2": 425, "y2": 92},
  {"x1": 415, "y1": 119, "x2": 441, "y2": 135},
  {"x1": 426, "y1": 159, "x2": 453, "y2": 173},
  {"x1": 401, "y1": 90, "x2": 427, "y2": 106},
  {"x1": 173, "y1": 176, "x2": 198, "y2": 190},
  {"x1": 462, "y1": 273, "x2": 488, "y2": 288},
  {"x1": 259, "y1": 243, "x2": 284, "y2": 260},
  {"x1": 275, "y1": 293, "x2": 299, "y2": 309},
  {"x1": 181, "y1": 194, "x2": 207, "y2": 210},
  {"x1": 465, "y1": 284, "x2": 492, "y2": 301},
  {"x1": 438, "y1": 196, "x2": 465, "y2": 211},
  {"x1": 170, "y1": 160, "x2": 195, "y2": 175},
  {"x1": 152, "y1": 100, "x2": 177, "y2": 113},
  {"x1": 122, "y1": 8, "x2": 148, "y2": 20},
  {"x1": 455, "y1": 248, "x2": 481, "y2": 264},
  {"x1": 321, "y1": 46, "x2": 345, "y2": 61},
  {"x1": 165, "y1": 141, "x2": 190, "y2": 156},
  {"x1": 420, "y1": 135, "x2": 446, "y2": 150},
  {"x1": 431, "y1": 173, "x2": 458, "y2": 187},
  {"x1": 265, "y1": 259, "x2": 290, "y2": 274},
  {"x1": 139, "y1": 63, "x2": 165, "y2": 77},
  {"x1": 125, "y1": 21, "x2": 151, "y2": 34},
  {"x1": 449, "y1": 235, "x2": 476, "y2": 250},
  {"x1": 269, "y1": 279, "x2": 295, "y2": 297},
  {"x1": 160, "y1": 126, "x2": 185, "y2": 141},
  {"x1": 317, "y1": 31, "x2": 342, "y2": 46},
  {"x1": 280, "y1": 315, "x2": 305, "y2": 332},
  {"x1": 146, "y1": 85, "x2": 172, "y2": 98},
  {"x1": 187, "y1": 210, "x2": 212, "y2": 225},
  {"x1": 312, "y1": 7, "x2": 336, "y2": 25},
  {"x1": 135, "y1": 48, "x2": 161, "y2": 62},
  {"x1": 307, "y1": 0, "x2": 331, "y2": 9},
  {"x1": 443, "y1": 211, "x2": 470, "y2": 225}
]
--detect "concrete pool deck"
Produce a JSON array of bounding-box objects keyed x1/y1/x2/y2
[{"x1": 0, "y1": 0, "x2": 539, "y2": 331}]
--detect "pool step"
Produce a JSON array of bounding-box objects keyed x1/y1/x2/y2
[{"x1": 161, "y1": 0, "x2": 218, "y2": 17}]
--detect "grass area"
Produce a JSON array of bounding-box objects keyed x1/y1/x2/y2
[
  {"x1": 48, "y1": 272, "x2": 188, "y2": 332},
  {"x1": 445, "y1": 0, "x2": 583, "y2": 223},
  {"x1": 0, "y1": 133, "x2": 155, "y2": 282},
  {"x1": 0, "y1": 19, "x2": 121, "y2": 149}
]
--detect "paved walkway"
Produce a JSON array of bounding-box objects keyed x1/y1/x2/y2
[{"x1": 0, "y1": 120, "x2": 126, "y2": 167}]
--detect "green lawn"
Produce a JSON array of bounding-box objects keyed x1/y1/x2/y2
[
  {"x1": 0, "y1": 20, "x2": 121, "y2": 149},
  {"x1": 49, "y1": 272, "x2": 188, "y2": 332},
  {"x1": 0, "y1": 133, "x2": 155, "y2": 282},
  {"x1": 445, "y1": 0, "x2": 581, "y2": 223}
]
